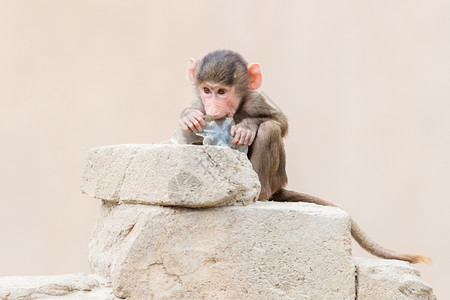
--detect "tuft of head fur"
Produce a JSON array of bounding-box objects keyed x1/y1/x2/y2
[{"x1": 195, "y1": 50, "x2": 250, "y2": 96}]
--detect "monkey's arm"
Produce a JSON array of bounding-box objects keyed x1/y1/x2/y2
[{"x1": 233, "y1": 93, "x2": 288, "y2": 140}]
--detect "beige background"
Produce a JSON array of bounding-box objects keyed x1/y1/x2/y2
[{"x1": 0, "y1": 0, "x2": 448, "y2": 298}]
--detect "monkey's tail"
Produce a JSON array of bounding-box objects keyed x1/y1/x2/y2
[{"x1": 270, "y1": 189, "x2": 431, "y2": 264}]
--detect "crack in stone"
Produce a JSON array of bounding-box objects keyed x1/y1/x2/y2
[
  {"x1": 354, "y1": 264, "x2": 359, "y2": 300},
  {"x1": 120, "y1": 223, "x2": 135, "y2": 240}
]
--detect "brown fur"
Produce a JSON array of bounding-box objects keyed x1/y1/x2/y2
[{"x1": 181, "y1": 49, "x2": 431, "y2": 264}]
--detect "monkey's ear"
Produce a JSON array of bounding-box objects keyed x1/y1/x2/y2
[
  {"x1": 247, "y1": 63, "x2": 262, "y2": 90},
  {"x1": 187, "y1": 58, "x2": 197, "y2": 85}
]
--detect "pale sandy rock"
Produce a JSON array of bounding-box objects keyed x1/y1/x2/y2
[
  {"x1": 89, "y1": 201, "x2": 355, "y2": 300},
  {"x1": 88, "y1": 202, "x2": 149, "y2": 278},
  {"x1": 44, "y1": 286, "x2": 119, "y2": 300},
  {"x1": 355, "y1": 257, "x2": 436, "y2": 300},
  {"x1": 0, "y1": 273, "x2": 116, "y2": 300},
  {"x1": 81, "y1": 144, "x2": 261, "y2": 208}
]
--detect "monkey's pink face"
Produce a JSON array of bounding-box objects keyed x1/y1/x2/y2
[{"x1": 199, "y1": 83, "x2": 240, "y2": 119}]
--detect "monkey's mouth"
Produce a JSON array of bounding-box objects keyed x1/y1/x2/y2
[
  {"x1": 206, "y1": 111, "x2": 228, "y2": 120},
  {"x1": 208, "y1": 114, "x2": 226, "y2": 120},
  {"x1": 204, "y1": 115, "x2": 226, "y2": 125}
]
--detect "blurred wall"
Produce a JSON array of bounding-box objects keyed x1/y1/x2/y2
[{"x1": 0, "y1": 1, "x2": 448, "y2": 298}]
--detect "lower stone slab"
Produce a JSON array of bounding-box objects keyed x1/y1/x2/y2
[
  {"x1": 355, "y1": 257, "x2": 436, "y2": 300},
  {"x1": 89, "y1": 201, "x2": 355, "y2": 299},
  {"x1": 0, "y1": 273, "x2": 117, "y2": 300},
  {"x1": 2, "y1": 204, "x2": 436, "y2": 299}
]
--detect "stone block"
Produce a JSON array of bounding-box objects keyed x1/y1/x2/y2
[
  {"x1": 0, "y1": 273, "x2": 117, "y2": 300},
  {"x1": 81, "y1": 144, "x2": 260, "y2": 208},
  {"x1": 89, "y1": 201, "x2": 355, "y2": 300},
  {"x1": 355, "y1": 257, "x2": 436, "y2": 300}
]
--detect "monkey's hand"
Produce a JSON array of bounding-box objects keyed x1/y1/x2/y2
[
  {"x1": 231, "y1": 122, "x2": 257, "y2": 146},
  {"x1": 180, "y1": 109, "x2": 206, "y2": 133}
]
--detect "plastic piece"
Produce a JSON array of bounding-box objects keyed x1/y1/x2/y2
[{"x1": 195, "y1": 116, "x2": 248, "y2": 154}]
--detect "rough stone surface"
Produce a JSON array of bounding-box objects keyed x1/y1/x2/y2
[
  {"x1": 88, "y1": 201, "x2": 148, "y2": 279},
  {"x1": 0, "y1": 273, "x2": 118, "y2": 300},
  {"x1": 1, "y1": 142, "x2": 437, "y2": 300},
  {"x1": 355, "y1": 257, "x2": 436, "y2": 300},
  {"x1": 89, "y1": 201, "x2": 355, "y2": 300},
  {"x1": 81, "y1": 144, "x2": 261, "y2": 208}
]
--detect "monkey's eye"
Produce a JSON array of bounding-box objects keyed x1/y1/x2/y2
[
  {"x1": 218, "y1": 88, "x2": 227, "y2": 95},
  {"x1": 203, "y1": 87, "x2": 211, "y2": 94}
]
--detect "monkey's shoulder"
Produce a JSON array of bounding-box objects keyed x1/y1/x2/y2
[{"x1": 239, "y1": 92, "x2": 283, "y2": 117}]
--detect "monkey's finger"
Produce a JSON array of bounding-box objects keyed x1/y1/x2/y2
[
  {"x1": 232, "y1": 131, "x2": 242, "y2": 145},
  {"x1": 188, "y1": 116, "x2": 203, "y2": 132},
  {"x1": 243, "y1": 131, "x2": 256, "y2": 146},
  {"x1": 179, "y1": 119, "x2": 190, "y2": 131},
  {"x1": 238, "y1": 130, "x2": 249, "y2": 145},
  {"x1": 245, "y1": 131, "x2": 255, "y2": 145},
  {"x1": 184, "y1": 118, "x2": 199, "y2": 133},
  {"x1": 192, "y1": 114, "x2": 206, "y2": 128},
  {"x1": 181, "y1": 117, "x2": 196, "y2": 132},
  {"x1": 233, "y1": 128, "x2": 249, "y2": 146},
  {"x1": 241, "y1": 131, "x2": 252, "y2": 145},
  {"x1": 192, "y1": 110, "x2": 205, "y2": 119},
  {"x1": 230, "y1": 125, "x2": 237, "y2": 137}
]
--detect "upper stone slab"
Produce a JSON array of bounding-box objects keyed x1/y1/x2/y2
[{"x1": 81, "y1": 144, "x2": 261, "y2": 208}]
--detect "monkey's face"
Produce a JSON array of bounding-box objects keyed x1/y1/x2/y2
[{"x1": 199, "y1": 83, "x2": 240, "y2": 119}]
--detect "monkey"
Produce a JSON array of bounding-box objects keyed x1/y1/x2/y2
[{"x1": 178, "y1": 49, "x2": 430, "y2": 264}]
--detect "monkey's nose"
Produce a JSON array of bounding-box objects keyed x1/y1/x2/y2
[{"x1": 206, "y1": 108, "x2": 226, "y2": 119}]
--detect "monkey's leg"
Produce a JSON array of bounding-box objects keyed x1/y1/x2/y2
[{"x1": 250, "y1": 121, "x2": 288, "y2": 200}]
